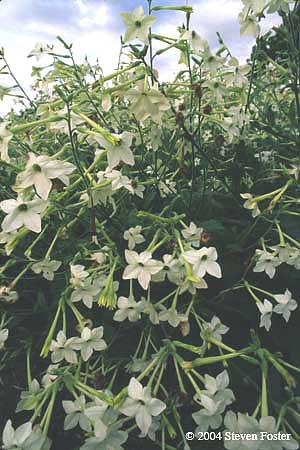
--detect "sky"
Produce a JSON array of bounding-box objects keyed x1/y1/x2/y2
[{"x1": 0, "y1": 0, "x2": 281, "y2": 115}]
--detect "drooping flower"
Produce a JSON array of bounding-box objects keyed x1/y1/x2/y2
[
  {"x1": 15, "y1": 152, "x2": 75, "y2": 200},
  {"x1": 121, "y1": 6, "x2": 156, "y2": 44},
  {"x1": 239, "y1": 14, "x2": 260, "y2": 37},
  {"x1": 123, "y1": 250, "x2": 163, "y2": 290},
  {"x1": 257, "y1": 299, "x2": 273, "y2": 331},
  {"x1": 0, "y1": 196, "x2": 47, "y2": 233},
  {"x1": 119, "y1": 378, "x2": 166, "y2": 435},
  {"x1": 0, "y1": 328, "x2": 8, "y2": 350},
  {"x1": 240, "y1": 193, "x2": 261, "y2": 217},
  {"x1": 180, "y1": 30, "x2": 208, "y2": 51},
  {"x1": 2, "y1": 420, "x2": 51, "y2": 450},
  {"x1": 70, "y1": 264, "x2": 89, "y2": 286},
  {"x1": 0, "y1": 122, "x2": 13, "y2": 163}
]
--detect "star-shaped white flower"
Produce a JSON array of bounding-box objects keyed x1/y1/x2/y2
[
  {"x1": 0, "y1": 196, "x2": 47, "y2": 233},
  {"x1": 119, "y1": 378, "x2": 166, "y2": 435},
  {"x1": 105, "y1": 131, "x2": 134, "y2": 169},
  {"x1": 123, "y1": 225, "x2": 145, "y2": 250},
  {"x1": 31, "y1": 258, "x2": 61, "y2": 281},
  {"x1": 183, "y1": 247, "x2": 222, "y2": 279},
  {"x1": 73, "y1": 327, "x2": 107, "y2": 362},
  {"x1": 181, "y1": 221, "x2": 203, "y2": 248},
  {"x1": 126, "y1": 81, "x2": 169, "y2": 124},
  {"x1": 122, "y1": 250, "x2": 163, "y2": 290},
  {"x1": 15, "y1": 152, "x2": 75, "y2": 200},
  {"x1": 274, "y1": 289, "x2": 297, "y2": 322},
  {"x1": 121, "y1": 6, "x2": 156, "y2": 44}
]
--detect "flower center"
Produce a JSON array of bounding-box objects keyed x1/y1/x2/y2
[
  {"x1": 201, "y1": 255, "x2": 208, "y2": 261},
  {"x1": 32, "y1": 163, "x2": 42, "y2": 172},
  {"x1": 135, "y1": 20, "x2": 142, "y2": 28},
  {"x1": 18, "y1": 203, "x2": 28, "y2": 212}
]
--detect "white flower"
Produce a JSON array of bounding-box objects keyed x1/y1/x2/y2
[
  {"x1": 223, "y1": 411, "x2": 260, "y2": 450},
  {"x1": 90, "y1": 251, "x2": 107, "y2": 265},
  {"x1": 0, "y1": 328, "x2": 8, "y2": 350},
  {"x1": 158, "y1": 179, "x2": 176, "y2": 197},
  {"x1": 183, "y1": 247, "x2": 222, "y2": 279},
  {"x1": 31, "y1": 258, "x2": 61, "y2": 281},
  {"x1": 74, "y1": 327, "x2": 107, "y2": 362},
  {"x1": 202, "y1": 48, "x2": 225, "y2": 73},
  {"x1": 224, "y1": 58, "x2": 250, "y2": 87},
  {"x1": 113, "y1": 296, "x2": 145, "y2": 322},
  {"x1": 0, "y1": 122, "x2": 13, "y2": 162},
  {"x1": 105, "y1": 132, "x2": 134, "y2": 169},
  {"x1": 240, "y1": 193, "x2": 261, "y2": 217},
  {"x1": 153, "y1": 254, "x2": 183, "y2": 284},
  {"x1": 274, "y1": 289, "x2": 297, "y2": 322},
  {"x1": 2, "y1": 420, "x2": 32, "y2": 450},
  {"x1": 70, "y1": 264, "x2": 89, "y2": 286},
  {"x1": 15, "y1": 153, "x2": 75, "y2": 200},
  {"x1": 119, "y1": 378, "x2": 166, "y2": 435},
  {"x1": 63, "y1": 396, "x2": 92, "y2": 432},
  {"x1": 121, "y1": 6, "x2": 156, "y2": 44},
  {"x1": 257, "y1": 416, "x2": 299, "y2": 450},
  {"x1": 28, "y1": 42, "x2": 52, "y2": 61},
  {"x1": 158, "y1": 307, "x2": 186, "y2": 328},
  {"x1": 288, "y1": 164, "x2": 300, "y2": 180},
  {"x1": 257, "y1": 299, "x2": 273, "y2": 331},
  {"x1": 126, "y1": 81, "x2": 169, "y2": 124},
  {"x1": 193, "y1": 371, "x2": 234, "y2": 433},
  {"x1": 180, "y1": 30, "x2": 208, "y2": 51},
  {"x1": 270, "y1": 245, "x2": 295, "y2": 263},
  {"x1": 201, "y1": 316, "x2": 229, "y2": 342},
  {"x1": 253, "y1": 249, "x2": 281, "y2": 279},
  {"x1": 50, "y1": 330, "x2": 79, "y2": 364},
  {"x1": 123, "y1": 226, "x2": 145, "y2": 250},
  {"x1": 0, "y1": 196, "x2": 47, "y2": 233},
  {"x1": 239, "y1": 14, "x2": 260, "y2": 37},
  {"x1": 181, "y1": 222, "x2": 203, "y2": 248},
  {"x1": 203, "y1": 79, "x2": 227, "y2": 102},
  {"x1": 42, "y1": 364, "x2": 59, "y2": 386},
  {"x1": 123, "y1": 250, "x2": 163, "y2": 290},
  {"x1": 71, "y1": 279, "x2": 101, "y2": 309},
  {"x1": 0, "y1": 286, "x2": 18, "y2": 304}
]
